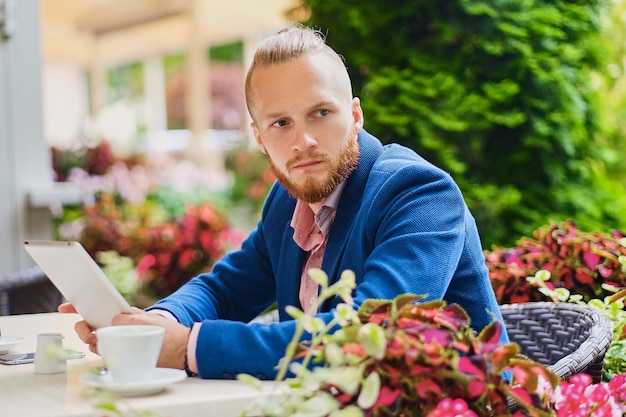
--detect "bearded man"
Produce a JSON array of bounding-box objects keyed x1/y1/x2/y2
[{"x1": 61, "y1": 26, "x2": 508, "y2": 379}]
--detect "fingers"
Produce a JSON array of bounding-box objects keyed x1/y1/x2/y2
[
  {"x1": 109, "y1": 310, "x2": 189, "y2": 370},
  {"x1": 57, "y1": 302, "x2": 78, "y2": 314},
  {"x1": 74, "y1": 320, "x2": 98, "y2": 353},
  {"x1": 111, "y1": 310, "x2": 149, "y2": 326}
]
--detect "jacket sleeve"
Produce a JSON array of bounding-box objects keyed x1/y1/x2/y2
[{"x1": 145, "y1": 184, "x2": 315, "y2": 379}]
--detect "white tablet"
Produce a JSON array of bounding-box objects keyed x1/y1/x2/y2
[{"x1": 23, "y1": 240, "x2": 133, "y2": 329}]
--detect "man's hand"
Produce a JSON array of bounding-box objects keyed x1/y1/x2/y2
[
  {"x1": 111, "y1": 310, "x2": 190, "y2": 370},
  {"x1": 58, "y1": 302, "x2": 98, "y2": 353},
  {"x1": 58, "y1": 302, "x2": 190, "y2": 370}
]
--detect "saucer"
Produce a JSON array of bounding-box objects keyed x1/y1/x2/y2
[
  {"x1": 0, "y1": 336, "x2": 25, "y2": 354},
  {"x1": 80, "y1": 368, "x2": 186, "y2": 396}
]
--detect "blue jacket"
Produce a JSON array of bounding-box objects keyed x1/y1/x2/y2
[{"x1": 147, "y1": 130, "x2": 509, "y2": 379}]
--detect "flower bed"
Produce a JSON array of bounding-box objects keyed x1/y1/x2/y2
[
  {"x1": 485, "y1": 221, "x2": 626, "y2": 305},
  {"x1": 484, "y1": 220, "x2": 626, "y2": 381},
  {"x1": 52, "y1": 141, "x2": 245, "y2": 304},
  {"x1": 241, "y1": 270, "x2": 626, "y2": 417}
]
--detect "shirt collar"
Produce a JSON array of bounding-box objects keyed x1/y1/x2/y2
[{"x1": 290, "y1": 180, "x2": 347, "y2": 245}]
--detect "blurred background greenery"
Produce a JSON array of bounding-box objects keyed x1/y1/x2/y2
[
  {"x1": 44, "y1": 0, "x2": 626, "y2": 301},
  {"x1": 287, "y1": 0, "x2": 626, "y2": 248}
]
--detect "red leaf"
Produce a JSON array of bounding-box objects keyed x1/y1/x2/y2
[
  {"x1": 421, "y1": 329, "x2": 453, "y2": 347},
  {"x1": 415, "y1": 379, "x2": 443, "y2": 399},
  {"x1": 467, "y1": 378, "x2": 487, "y2": 398},
  {"x1": 486, "y1": 344, "x2": 519, "y2": 370},
  {"x1": 342, "y1": 343, "x2": 367, "y2": 357},
  {"x1": 457, "y1": 357, "x2": 486, "y2": 378},
  {"x1": 478, "y1": 321, "x2": 502, "y2": 348},
  {"x1": 575, "y1": 269, "x2": 594, "y2": 285},
  {"x1": 375, "y1": 386, "x2": 400, "y2": 407},
  {"x1": 510, "y1": 293, "x2": 531, "y2": 304},
  {"x1": 583, "y1": 251, "x2": 601, "y2": 270}
]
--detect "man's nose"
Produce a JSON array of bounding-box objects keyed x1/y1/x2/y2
[{"x1": 291, "y1": 127, "x2": 317, "y2": 152}]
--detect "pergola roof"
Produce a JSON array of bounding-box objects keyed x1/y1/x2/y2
[{"x1": 40, "y1": 0, "x2": 297, "y2": 67}]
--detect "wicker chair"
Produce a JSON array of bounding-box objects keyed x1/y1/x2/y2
[
  {"x1": 0, "y1": 265, "x2": 64, "y2": 315},
  {"x1": 500, "y1": 302, "x2": 614, "y2": 384}
]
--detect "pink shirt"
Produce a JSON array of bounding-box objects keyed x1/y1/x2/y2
[
  {"x1": 291, "y1": 181, "x2": 345, "y2": 313},
  {"x1": 170, "y1": 182, "x2": 346, "y2": 375}
]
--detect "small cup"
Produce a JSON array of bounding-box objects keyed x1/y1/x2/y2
[
  {"x1": 96, "y1": 325, "x2": 165, "y2": 383},
  {"x1": 34, "y1": 333, "x2": 66, "y2": 374}
]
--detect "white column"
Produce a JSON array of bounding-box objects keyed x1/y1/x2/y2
[
  {"x1": 186, "y1": 0, "x2": 210, "y2": 139},
  {"x1": 0, "y1": 0, "x2": 53, "y2": 276},
  {"x1": 89, "y1": 59, "x2": 108, "y2": 120},
  {"x1": 181, "y1": 0, "x2": 224, "y2": 172},
  {"x1": 143, "y1": 56, "x2": 167, "y2": 134}
]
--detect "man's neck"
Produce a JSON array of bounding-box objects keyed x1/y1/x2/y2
[{"x1": 306, "y1": 180, "x2": 348, "y2": 215}]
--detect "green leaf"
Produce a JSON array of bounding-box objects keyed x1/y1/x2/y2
[
  {"x1": 357, "y1": 371, "x2": 380, "y2": 409},
  {"x1": 329, "y1": 405, "x2": 364, "y2": 417},
  {"x1": 291, "y1": 392, "x2": 338, "y2": 417},
  {"x1": 307, "y1": 268, "x2": 328, "y2": 287},
  {"x1": 286, "y1": 305, "x2": 305, "y2": 320},
  {"x1": 357, "y1": 323, "x2": 386, "y2": 360}
]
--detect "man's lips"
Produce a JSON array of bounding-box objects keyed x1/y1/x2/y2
[{"x1": 292, "y1": 160, "x2": 323, "y2": 170}]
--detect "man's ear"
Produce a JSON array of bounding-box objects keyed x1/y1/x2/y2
[
  {"x1": 352, "y1": 97, "x2": 364, "y2": 133},
  {"x1": 251, "y1": 122, "x2": 267, "y2": 154}
]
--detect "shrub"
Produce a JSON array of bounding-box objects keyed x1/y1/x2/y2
[
  {"x1": 485, "y1": 220, "x2": 626, "y2": 305},
  {"x1": 241, "y1": 270, "x2": 558, "y2": 417}
]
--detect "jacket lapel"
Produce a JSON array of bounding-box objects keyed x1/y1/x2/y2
[{"x1": 322, "y1": 131, "x2": 383, "y2": 287}]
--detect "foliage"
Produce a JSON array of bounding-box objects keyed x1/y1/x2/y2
[
  {"x1": 96, "y1": 250, "x2": 140, "y2": 303},
  {"x1": 52, "y1": 143, "x2": 244, "y2": 304},
  {"x1": 605, "y1": 338, "x2": 626, "y2": 381},
  {"x1": 485, "y1": 220, "x2": 626, "y2": 304},
  {"x1": 241, "y1": 270, "x2": 559, "y2": 417},
  {"x1": 133, "y1": 202, "x2": 243, "y2": 300},
  {"x1": 288, "y1": 0, "x2": 626, "y2": 247},
  {"x1": 51, "y1": 141, "x2": 117, "y2": 181},
  {"x1": 485, "y1": 220, "x2": 626, "y2": 380},
  {"x1": 594, "y1": 0, "x2": 626, "y2": 185},
  {"x1": 223, "y1": 146, "x2": 276, "y2": 216},
  {"x1": 57, "y1": 191, "x2": 243, "y2": 303}
]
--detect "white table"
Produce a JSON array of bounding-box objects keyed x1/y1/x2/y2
[{"x1": 0, "y1": 312, "x2": 282, "y2": 417}]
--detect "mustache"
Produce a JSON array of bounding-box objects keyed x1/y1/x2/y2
[{"x1": 286, "y1": 152, "x2": 330, "y2": 170}]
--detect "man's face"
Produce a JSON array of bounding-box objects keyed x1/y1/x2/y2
[{"x1": 248, "y1": 51, "x2": 364, "y2": 205}]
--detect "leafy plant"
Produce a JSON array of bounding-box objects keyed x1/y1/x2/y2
[
  {"x1": 133, "y1": 202, "x2": 244, "y2": 300},
  {"x1": 291, "y1": 0, "x2": 625, "y2": 248},
  {"x1": 486, "y1": 221, "x2": 626, "y2": 381},
  {"x1": 485, "y1": 221, "x2": 626, "y2": 304},
  {"x1": 224, "y1": 146, "x2": 275, "y2": 216},
  {"x1": 241, "y1": 269, "x2": 558, "y2": 417},
  {"x1": 56, "y1": 191, "x2": 243, "y2": 304},
  {"x1": 51, "y1": 141, "x2": 117, "y2": 181},
  {"x1": 52, "y1": 143, "x2": 245, "y2": 303}
]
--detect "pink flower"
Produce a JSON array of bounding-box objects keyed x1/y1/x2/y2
[
  {"x1": 552, "y1": 374, "x2": 626, "y2": 417},
  {"x1": 426, "y1": 398, "x2": 479, "y2": 417}
]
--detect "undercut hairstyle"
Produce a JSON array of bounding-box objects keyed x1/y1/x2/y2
[{"x1": 244, "y1": 26, "x2": 348, "y2": 115}]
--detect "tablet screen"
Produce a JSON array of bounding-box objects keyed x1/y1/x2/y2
[{"x1": 23, "y1": 240, "x2": 132, "y2": 328}]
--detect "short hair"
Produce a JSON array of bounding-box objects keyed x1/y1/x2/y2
[{"x1": 245, "y1": 26, "x2": 348, "y2": 114}]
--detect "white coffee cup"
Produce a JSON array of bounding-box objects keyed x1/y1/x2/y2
[{"x1": 96, "y1": 325, "x2": 165, "y2": 383}]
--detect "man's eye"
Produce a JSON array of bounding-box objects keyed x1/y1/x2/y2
[
  {"x1": 272, "y1": 120, "x2": 288, "y2": 128},
  {"x1": 318, "y1": 109, "x2": 330, "y2": 117}
]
